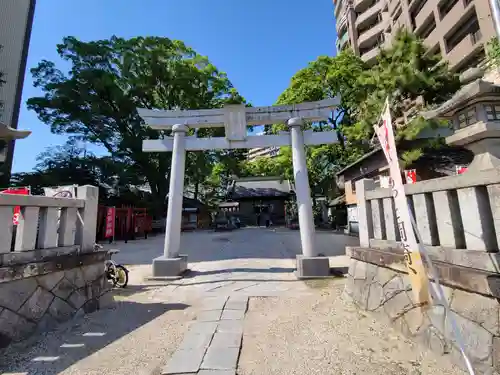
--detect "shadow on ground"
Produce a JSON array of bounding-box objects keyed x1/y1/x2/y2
[
  {"x1": 110, "y1": 283, "x2": 174, "y2": 298},
  {"x1": 184, "y1": 267, "x2": 297, "y2": 277},
  {"x1": 0, "y1": 301, "x2": 189, "y2": 375}
]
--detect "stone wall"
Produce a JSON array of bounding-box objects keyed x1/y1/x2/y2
[
  {"x1": 0, "y1": 250, "x2": 114, "y2": 348},
  {"x1": 345, "y1": 255, "x2": 500, "y2": 374}
]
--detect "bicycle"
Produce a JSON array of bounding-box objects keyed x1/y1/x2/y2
[{"x1": 94, "y1": 244, "x2": 129, "y2": 288}]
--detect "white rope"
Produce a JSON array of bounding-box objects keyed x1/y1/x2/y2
[{"x1": 407, "y1": 209, "x2": 476, "y2": 375}]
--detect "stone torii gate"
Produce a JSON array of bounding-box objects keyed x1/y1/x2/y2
[{"x1": 138, "y1": 97, "x2": 340, "y2": 278}]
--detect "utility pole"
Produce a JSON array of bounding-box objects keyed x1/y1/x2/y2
[{"x1": 491, "y1": 0, "x2": 500, "y2": 40}]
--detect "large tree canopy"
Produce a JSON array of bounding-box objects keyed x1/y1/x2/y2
[
  {"x1": 240, "y1": 30, "x2": 462, "y2": 198},
  {"x1": 487, "y1": 37, "x2": 500, "y2": 66},
  {"x1": 240, "y1": 50, "x2": 368, "y2": 199},
  {"x1": 276, "y1": 49, "x2": 367, "y2": 133},
  {"x1": 27, "y1": 36, "x2": 245, "y2": 214}
]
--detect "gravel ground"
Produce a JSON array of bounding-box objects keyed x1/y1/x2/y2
[
  {"x1": 0, "y1": 229, "x2": 466, "y2": 375},
  {"x1": 0, "y1": 284, "x2": 195, "y2": 375},
  {"x1": 239, "y1": 280, "x2": 466, "y2": 375}
]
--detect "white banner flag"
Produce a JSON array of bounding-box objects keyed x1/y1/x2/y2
[
  {"x1": 43, "y1": 185, "x2": 77, "y2": 199},
  {"x1": 374, "y1": 99, "x2": 431, "y2": 308},
  {"x1": 374, "y1": 98, "x2": 475, "y2": 374}
]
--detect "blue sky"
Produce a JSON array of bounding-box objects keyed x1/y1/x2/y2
[{"x1": 13, "y1": 0, "x2": 337, "y2": 173}]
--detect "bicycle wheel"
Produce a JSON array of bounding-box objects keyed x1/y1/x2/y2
[{"x1": 113, "y1": 265, "x2": 129, "y2": 288}]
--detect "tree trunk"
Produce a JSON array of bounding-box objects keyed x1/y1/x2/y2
[
  {"x1": 149, "y1": 177, "x2": 168, "y2": 219},
  {"x1": 194, "y1": 181, "x2": 199, "y2": 201}
]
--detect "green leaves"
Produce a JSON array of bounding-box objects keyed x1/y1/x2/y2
[
  {"x1": 27, "y1": 35, "x2": 244, "y2": 215},
  {"x1": 242, "y1": 30, "x2": 462, "y2": 199},
  {"x1": 487, "y1": 37, "x2": 500, "y2": 67},
  {"x1": 355, "y1": 30, "x2": 460, "y2": 140}
]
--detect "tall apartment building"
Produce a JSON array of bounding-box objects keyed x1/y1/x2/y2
[
  {"x1": 0, "y1": 0, "x2": 36, "y2": 186},
  {"x1": 334, "y1": 0, "x2": 496, "y2": 73}
]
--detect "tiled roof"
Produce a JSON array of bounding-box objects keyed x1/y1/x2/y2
[{"x1": 229, "y1": 177, "x2": 292, "y2": 199}]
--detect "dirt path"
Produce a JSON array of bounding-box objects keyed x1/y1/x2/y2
[
  {"x1": 0, "y1": 284, "x2": 195, "y2": 375},
  {"x1": 239, "y1": 280, "x2": 465, "y2": 375},
  {"x1": 0, "y1": 229, "x2": 467, "y2": 374}
]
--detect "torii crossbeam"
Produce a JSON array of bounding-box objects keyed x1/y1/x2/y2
[{"x1": 139, "y1": 97, "x2": 340, "y2": 279}]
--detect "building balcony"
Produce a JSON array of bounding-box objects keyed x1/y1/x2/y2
[
  {"x1": 334, "y1": 0, "x2": 345, "y2": 18},
  {"x1": 353, "y1": 0, "x2": 374, "y2": 13},
  {"x1": 361, "y1": 46, "x2": 380, "y2": 65},
  {"x1": 414, "y1": 1, "x2": 435, "y2": 33},
  {"x1": 355, "y1": 0, "x2": 384, "y2": 29},
  {"x1": 447, "y1": 31, "x2": 483, "y2": 71},
  {"x1": 388, "y1": 0, "x2": 401, "y2": 17},
  {"x1": 337, "y1": 11, "x2": 349, "y2": 34},
  {"x1": 440, "y1": 0, "x2": 474, "y2": 38},
  {"x1": 408, "y1": 0, "x2": 425, "y2": 13},
  {"x1": 357, "y1": 20, "x2": 386, "y2": 48},
  {"x1": 422, "y1": 27, "x2": 440, "y2": 51},
  {"x1": 392, "y1": 16, "x2": 405, "y2": 33},
  {"x1": 337, "y1": 31, "x2": 351, "y2": 50}
]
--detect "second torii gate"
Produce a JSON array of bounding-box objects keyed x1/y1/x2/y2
[{"x1": 139, "y1": 97, "x2": 340, "y2": 278}]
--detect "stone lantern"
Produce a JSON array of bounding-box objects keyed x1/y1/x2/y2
[
  {"x1": 0, "y1": 120, "x2": 31, "y2": 140},
  {"x1": 0, "y1": 121, "x2": 31, "y2": 181},
  {"x1": 421, "y1": 68, "x2": 500, "y2": 172}
]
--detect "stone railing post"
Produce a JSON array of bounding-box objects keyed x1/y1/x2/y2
[
  {"x1": 356, "y1": 179, "x2": 375, "y2": 247},
  {"x1": 76, "y1": 185, "x2": 99, "y2": 252}
]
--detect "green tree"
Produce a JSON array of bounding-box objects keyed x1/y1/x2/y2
[
  {"x1": 27, "y1": 36, "x2": 242, "y2": 215},
  {"x1": 244, "y1": 50, "x2": 367, "y2": 198},
  {"x1": 349, "y1": 30, "x2": 460, "y2": 145},
  {"x1": 184, "y1": 91, "x2": 250, "y2": 202},
  {"x1": 241, "y1": 150, "x2": 292, "y2": 178},
  {"x1": 487, "y1": 37, "x2": 500, "y2": 66},
  {"x1": 276, "y1": 50, "x2": 367, "y2": 136}
]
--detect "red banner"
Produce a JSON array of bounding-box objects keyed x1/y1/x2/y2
[
  {"x1": 405, "y1": 169, "x2": 417, "y2": 184},
  {"x1": 456, "y1": 165, "x2": 468, "y2": 175},
  {"x1": 105, "y1": 207, "x2": 116, "y2": 238},
  {"x1": 1, "y1": 187, "x2": 30, "y2": 225}
]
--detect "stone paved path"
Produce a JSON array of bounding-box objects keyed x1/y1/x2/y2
[
  {"x1": 0, "y1": 228, "x2": 465, "y2": 375},
  {"x1": 145, "y1": 229, "x2": 321, "y2": 375}
]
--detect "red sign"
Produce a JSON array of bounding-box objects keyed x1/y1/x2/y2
[
  {"x1": 105, "y1": 207, "x2": 116, "y2": 238},
  {"x1": 456, "y1": 165, "x2": 468, "y2": 175},
  {"x1": 1, "y1": 187, "x2": 30, "y2": 225},
  {"x1": 405, "y1": 169, "x2": 417, "y2": 184}
]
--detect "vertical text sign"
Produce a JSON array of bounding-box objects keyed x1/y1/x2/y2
[
  {"x1": 374, "y1": 99, "x2": 431, "y2": 307},
  {"x1": 1, "y1": 187, "x2": 30, "y2": 224},
  {"x1": 105, "y1": 207, "x2": 116, "y2": 238}
]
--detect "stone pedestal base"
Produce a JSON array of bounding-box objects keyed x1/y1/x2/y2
[
  {"x1": 446, "y1": 121, "x2": 500, "y2": 172},
  {"x1": 295, "y1": 255, "x2": 330, "y2": 279},
  {"x1": 151, "y1": 255, "x2": 188, "y2": 279}
]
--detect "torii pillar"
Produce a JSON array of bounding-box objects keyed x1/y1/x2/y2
[
  {"x1": 151, "y1": 124, "x2": 189, "y2": 278},
  {"x1": 139, "y1": 98, "x2": 339, "y2": 279}
]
